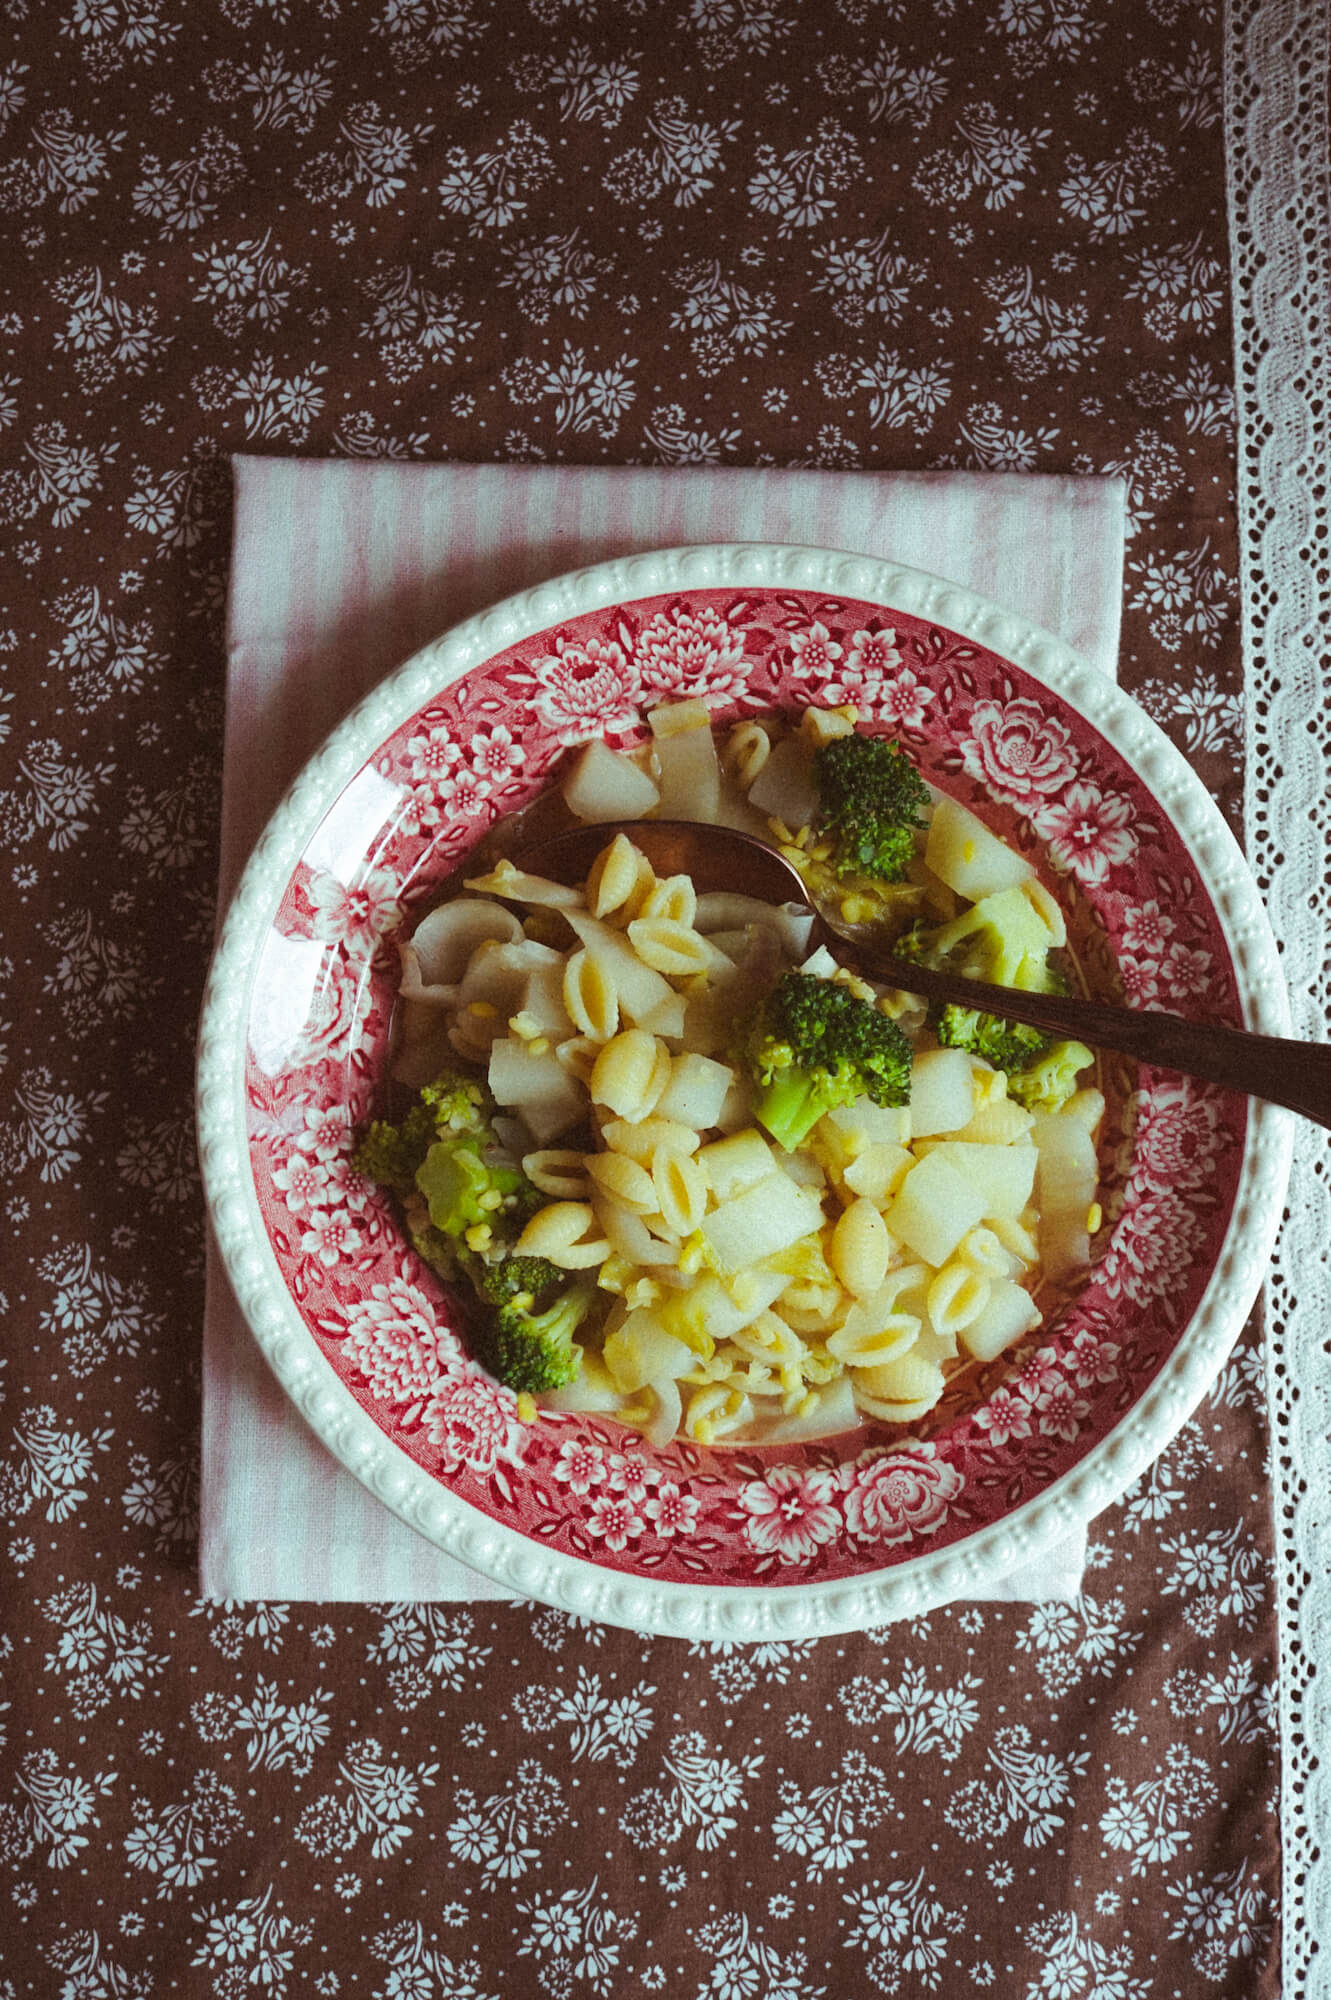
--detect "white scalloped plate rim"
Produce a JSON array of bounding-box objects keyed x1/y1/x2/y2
[{"x1": 196, "y1": 540, "x2": 1294, "y2": 1639}]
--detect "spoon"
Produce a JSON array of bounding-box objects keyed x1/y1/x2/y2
[{"x1": 515, "y1": 817, "x2": 1328, "y2": 1129}]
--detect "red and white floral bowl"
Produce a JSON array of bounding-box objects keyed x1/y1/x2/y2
[{"x1": 197, "y1": 544, "x2": 1292, "y2": 1637}]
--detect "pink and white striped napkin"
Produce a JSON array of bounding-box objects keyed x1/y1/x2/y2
[{"x1": 202, "y1": 457, "x2": 1126, "y2": 1606}]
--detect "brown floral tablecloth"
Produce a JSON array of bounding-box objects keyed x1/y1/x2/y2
[{"x1": 0, "y1": 4, "x2": 1283, "y2": 1995}]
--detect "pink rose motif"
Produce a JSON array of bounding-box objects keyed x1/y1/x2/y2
[
  {"x1": 1033, "y1": 780, "x2": 1137, "y2": 885},
  {"x1": 634, "y1": 605, "x2": 749, "y2": 706},
  {"x1": 585, "y1": 1492, "x2": 646, "y2": 1552},
  {"x1": 958, "y1": 697, "x2": 1078, "y2": 809},
  {"x1": 737, "y1": 1465, "x2": 842, "y2": 1565},
  {"x1": 423, "y1": 1375, "x2": 526, "y2": 1475},
  {"x1": 291, "y1": 956, "x2": 374, "y2": 1067},
  {"x1": 1132, "y1": 1081, "x2": 1223, "y2": 1193},
  {"x1": 552, "y1": 1438, "x2": 608, "y2": 1496},
  {"x1": 519, "y1": 633, "x2": 639, "y2": 745},
  {"x1": 305, "y1": 865, "x2": 402, "y2": 955},
  {"x1": 841, "y1": 1442, "x2": 963, "y2": 1546}
]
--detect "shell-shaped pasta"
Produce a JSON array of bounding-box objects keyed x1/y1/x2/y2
[
  {"x1": 854, "y1": 1352, "x2": 946, "y2": 1406},
  {"x1": 639, "y1": 873, "x2": 698, "y2": 928},
  {"x1": 601, "y1": 1116, "x2": 701, "y2": 1162},
  {"x1": 684, "y1": 1383, "x2": 753, "y2": 1446},
  {"x1": 627, "y1": 917, "x2": 714, "y2": 978},
  {"x1": 586, "y1": 1150, "x2": 658, "y2": 1214},
  {"x1": 563, "y1": 948, "x2": 620, "y2": 1042},
  {"x1": 1020, "y1": 876, "x2": 1067, "y2": 947},
  {"x1": 722, "y1": 720, "x2": 772, "y2": 790},
  {"x1": 956, "y1": 1226, "x2": 1012, "y2": 1278},
  {"x1": 554, "y1": 1035, "x2": 599, "y2": 1085},
  {"x1": 590, "y1": 1029, "x2": 671, "y2": 1123},
  {"x1": 987, "y1": 1212, "x2": 1040, "y2": 1265},
  {"x1": 410, "y1": 898, "x2": 523, "y2": 986},
  {"x1": 515, "y1": 1201, "x2": 610, "y2": 1269},
  {"x1": 926, "y1": 1262, "x2": 992, "y2": 1336},
  {"x1": 730, "y1": 1309, "x2": 807, "y2": 1368},
  {"x1": 826, "y1": 1312, "x2": 920, "y2": 1368},
  {"x1": 587, "y1": 833, "x2": 648, "y2": 920},
  {"x1": 652, "y1": 1146, "x2": 707, "y2": 1236},
  {"x1": 829, "y1": 1198, "x2": 891, "y2": 1298},
  {"x1": 522, "y1": 1149, "x2": 591, "y2": 1199}
]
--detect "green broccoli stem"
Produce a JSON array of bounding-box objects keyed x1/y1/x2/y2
[{"x1": 754, "y1": 1071, "x2": 836, "y2": 1152}]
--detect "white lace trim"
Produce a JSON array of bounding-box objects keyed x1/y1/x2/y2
[{"x1": 1227, "y1": 0, "x2": 1331, "y2": 1989}]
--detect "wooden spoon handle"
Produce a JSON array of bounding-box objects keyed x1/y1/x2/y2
[{"x1": 859, "y1": 947, "x2": 1318, "y2": 1127}]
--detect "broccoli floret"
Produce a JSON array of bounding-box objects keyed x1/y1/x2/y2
[
  {"x1": 356, "y1": 1069, "x2": 592, "y2": 1394},
  {"x1": 351, "y1": 1101, "x2": 440, "y2": 1200},
  {"x1": 935, "y1": 1005, "x2": 1052, "y2": 1075},
  {"x1": 355, "y1": 1064, "x2": 540, "y2": 1249},
  {"x1": 891, "y1": 889, "x2": 1069, "y2": 1080},
  {"x1": 736, "y1": 969, "x2": 913, "y2": 1152},
  {"x1": 414, "y1": 1133, "x2": 530, "y2": 1241},
  {"x1": 474, "y1": 1283, "x2": 593, "y2": 1394},
  {"x1": 1005, "y1": 1040, "x2": 1095, "y2": 1114},
  {"x1": 352, "y1": 1068, "x2": 489, "y2": 1198},
  {"x1": 812, "y1": 731, "x2": 931, "y2": 883}
]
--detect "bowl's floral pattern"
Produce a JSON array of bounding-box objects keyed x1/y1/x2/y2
[{"x1": 243, "y1": 584, "x2": 1247, "y2": 1584}]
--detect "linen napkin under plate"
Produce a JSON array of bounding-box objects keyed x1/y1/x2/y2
[{"x1": 202, "y1": 457, "x2": 1127, "y2": 1607}]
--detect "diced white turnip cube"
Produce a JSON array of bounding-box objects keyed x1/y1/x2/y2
[
  {"x1": 884, "y1": 1151, "x2": 986, "y2": 1266},
  {"x1": 561, "y1": 739, "x2": 660, "y2": 822},
  {"x1": 907, "y1": 1048, "x2": 978, "y2": 1137},
  {"x1": 925, "y1": 794, "x2": 1034, "y2": 901}
]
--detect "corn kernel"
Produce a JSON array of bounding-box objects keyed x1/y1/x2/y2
[{"x1": 515, "y1": 1393, "x2": 538, "y2": 1424}]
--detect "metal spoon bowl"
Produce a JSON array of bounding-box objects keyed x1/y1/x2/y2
[{"x1": 516, "y1": 817, "x2": 1326, "y2": 1129}]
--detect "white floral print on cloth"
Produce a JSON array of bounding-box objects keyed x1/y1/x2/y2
[{"x1": 0, "y1": 0, "x2": 1279, "y2": 1994}]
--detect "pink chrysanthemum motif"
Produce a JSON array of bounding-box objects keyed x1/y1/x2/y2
[
  {"x1": 958, "y1": 697, "x2": 1078, "y2": 808},
  {"x1": 1131, "y1": 1080, "x2": 1225, "y2": 1194},
  {"x1": 520, "y1": 633, "x2": 639, "y2": 744},
  {"x1": 1099, "y1": 1188, "x2": 1205, "y2": 1309},
  {"x1": 422, "y1": 1374, "x2": 526, "y2": 1475},
  {"x1": 304, "y1": 865, "x2": 402, "y2": 955},
  {"x1": 341, "y1": 1278, "x2": 451, "y2": 1403},
  {"x1": 738, "y1": 1464, "x2": 842, "y2": 1564},
  {"x1": 1034, "y1": 780, "x2": 1137, "y2": 885},
  {"x1": 841, "y1": 1442, "x2": 964, "y2": 1546},
  {"x1": 634, "y1": 605, "x2": 749, "y2": 706}
]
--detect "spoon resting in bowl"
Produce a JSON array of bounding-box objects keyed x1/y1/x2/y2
[{"x1": 515, "y1": 817, "x2": 1328, "y2": 1130}]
